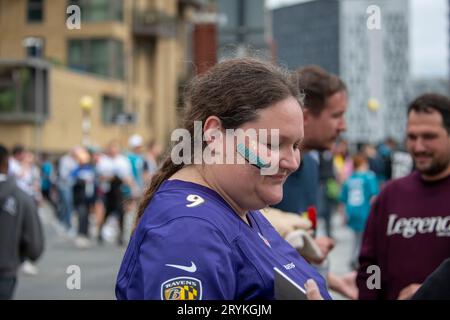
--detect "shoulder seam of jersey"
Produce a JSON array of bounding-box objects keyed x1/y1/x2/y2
[
  {"x1": 148, "y1": 190, "x2": 243, "y2": 236},
  {"x1": 138, "y1": 215, "x2": 238, "y2": 249}
]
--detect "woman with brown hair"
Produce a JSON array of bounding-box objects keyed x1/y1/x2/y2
[{"x1": 115, "y1": 58, "x2": 331, "y2": 300}]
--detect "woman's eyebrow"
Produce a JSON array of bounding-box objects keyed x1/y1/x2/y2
[{"x1": 278, "y1": 134, "x2": 304, "y2": 143}]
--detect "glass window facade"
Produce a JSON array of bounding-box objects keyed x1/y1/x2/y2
[
  {"x1": 68, "y1": 39, "x2": 124, "y2": 79},
  {"x1": 68, "y1": 0, "x2": 123, "y2": 22}
]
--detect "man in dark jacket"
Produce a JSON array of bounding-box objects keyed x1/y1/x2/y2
[
  {"x1": 411, "y1": 258, "x2": 450, "y2": 300},
  {"x1": 0, "y1": 145, "x2": 44, "y2": 299}
]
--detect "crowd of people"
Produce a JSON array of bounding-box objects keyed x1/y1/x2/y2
[
  {"x1": 0, "y1": 135, "x2": 162, "y2": 298},
  {"x1": 6, "y1": 136, "x2": 162, "y2": 250}
]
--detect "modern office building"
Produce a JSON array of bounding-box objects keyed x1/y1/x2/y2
[
  {"x1": 273, "y1": 0, "x2": 410, "y2": 144},
  {"x1": 408, "y1": 78, "x2": 450, "y2": 101}
]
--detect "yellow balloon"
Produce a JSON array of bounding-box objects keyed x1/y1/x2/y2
[{"x1": 368, "y1": 98, "x2": 379, "y2": 112}]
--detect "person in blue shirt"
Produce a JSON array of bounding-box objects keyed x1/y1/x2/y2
[
  {"x1": 116, "y1": 58, "x2": 331, "y2": 300},
  {"x1": 340, "y1": 153, "x2": 379, "y2": 269},
  {"x1": 71, "y1": 147, "x2": 96, "y2": 249}
]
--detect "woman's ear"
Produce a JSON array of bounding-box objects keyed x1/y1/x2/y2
[
  {"x1": 203, "y1": 116, "x2": 223, "y2": 144},
  {"x1": 203, "y1": 116, "x2": 225, "y2": 161}
]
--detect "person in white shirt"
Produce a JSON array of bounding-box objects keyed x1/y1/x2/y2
[
  {"x1": 8, "y1": 145, "x2": 25, "y2": 178},
  {"x1": 96, "y1": 141, "x2": 135, "y2": 246}
]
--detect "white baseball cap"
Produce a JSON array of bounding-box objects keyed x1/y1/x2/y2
[{"x1": 128, "y1": 134, "x2": 143, "y2": 148}]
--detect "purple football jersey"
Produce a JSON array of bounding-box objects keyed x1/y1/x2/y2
[{"x1": 116, "y1": 180, "x2": 331, "y2": 300}]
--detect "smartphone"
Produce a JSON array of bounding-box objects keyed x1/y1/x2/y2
[{"x1": 273, "y1": 267, "x2": 307, "y2": 300}]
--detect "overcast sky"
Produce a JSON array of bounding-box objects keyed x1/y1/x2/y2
[{"x1": 266, "y1": 0, "x2": 449, "y2": 79}]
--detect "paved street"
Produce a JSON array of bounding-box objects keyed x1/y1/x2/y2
[
  {"x1": 14, "y1": 205, "x2": 354, "y2": 300},
  {"x1": 326, "y1": 214, "x2": 355, "y2": 275},
  {"x1": 14, "y1": 206, "x2": 127, "y2": 300},
  {"x1": 325, "y1": 214, "x2": 356, "y2": 300}
]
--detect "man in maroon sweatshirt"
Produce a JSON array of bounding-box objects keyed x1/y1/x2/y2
[{"x1": 357, "y1": 93, "x2": 450, "y2": 300}]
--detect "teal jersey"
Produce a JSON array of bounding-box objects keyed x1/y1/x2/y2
[{"x1": 340, "y1": 171, "x2": 379, "y2": 232}]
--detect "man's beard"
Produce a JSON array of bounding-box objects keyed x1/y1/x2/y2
[{"x1": 415, "y1": 154, "x2": 450, "y2": 177}]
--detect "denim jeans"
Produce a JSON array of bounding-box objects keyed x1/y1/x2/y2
[
  {"x1": 0, "y1": 277, "x2": 17, "y2": 300},
  {"x1": 58, "y1": 184, "x2": 73, "y2": 230}
]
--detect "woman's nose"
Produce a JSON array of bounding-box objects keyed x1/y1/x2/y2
[{"x1": 279, "y1": 149, "x2": 300, "y2": 173}]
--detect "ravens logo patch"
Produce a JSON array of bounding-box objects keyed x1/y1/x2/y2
[{"x1": 161, "y1": 277, "x2": 202, "y2": 300}]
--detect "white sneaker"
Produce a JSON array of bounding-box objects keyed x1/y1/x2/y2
[
  {"x1": 102, "y1": 217, "x2": 119, "y2": 243},
  {"x1": 21, "y1": 261, "x2": 39, "y2": 276},
  {"x1": 74, "y1": 236, "x2": 92, "y2": 249}
]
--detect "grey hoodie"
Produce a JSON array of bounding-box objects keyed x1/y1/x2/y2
[{"x1": 0, "y1": 176, "x2": 44, "y2": 278}]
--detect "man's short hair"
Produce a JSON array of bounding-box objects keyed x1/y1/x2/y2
[
  {"x1": 0, "y1": 144, "x2": 9, "y2": 167},
  {"x1": 295, "y1": 65, "x2": 347, "y2": 116},
  {"x1": 408, "y1": 93, "x2": 450, "y2": 133},
  {"x1": 352, "y1": 153, "x2": 368, "y2": 170}
]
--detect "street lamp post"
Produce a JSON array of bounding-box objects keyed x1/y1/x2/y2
[{"x1": 80, "y1": 95, "x2": 94, "y2": 147}]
